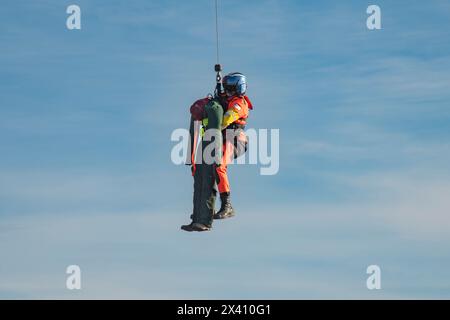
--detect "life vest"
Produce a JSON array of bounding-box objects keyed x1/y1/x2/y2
[{"x1": 226, "y1": 95, "x2": 253, "y2": 128}]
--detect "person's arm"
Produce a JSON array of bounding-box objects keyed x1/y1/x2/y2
[{"x1": 187, "y1": 117, "x2": 202, "y2": 175}]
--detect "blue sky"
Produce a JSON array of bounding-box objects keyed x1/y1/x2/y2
[{"x1": 1, "y1": 0, "x2": 450, "y2": 298}]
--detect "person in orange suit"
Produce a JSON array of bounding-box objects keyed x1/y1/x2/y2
[{"x1": 214, "y1": 72, "x2": 253, "y2": 219}]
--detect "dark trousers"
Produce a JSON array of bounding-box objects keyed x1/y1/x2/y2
[{"x1": 192, "y1": 163, "x2": 217, "y2": 227}]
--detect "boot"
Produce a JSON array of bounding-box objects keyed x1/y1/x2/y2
[
  {"x1": 214, "y1": 192, "x2": 235, "y2": 219},
  {"x1": 181, "y1": 222, "x2": 211, "y2": 232}
]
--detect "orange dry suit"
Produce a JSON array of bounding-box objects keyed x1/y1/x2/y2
[{"x1": 215, "y1": 95, "x2": 253, "y2": 194}]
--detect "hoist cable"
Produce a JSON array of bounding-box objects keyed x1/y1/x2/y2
[{"x1": 215, "y1": 0, "x2": 220, "y2": 64}]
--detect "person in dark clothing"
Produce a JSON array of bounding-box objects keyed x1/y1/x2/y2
[{"x1": 181, "y1": 98, "x2": 223, "y2": 232}]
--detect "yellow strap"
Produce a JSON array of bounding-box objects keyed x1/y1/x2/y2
[{"x1": 222, "y1": 109, "x2": 239, "y2": 130}]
